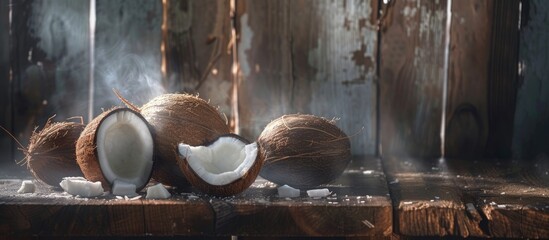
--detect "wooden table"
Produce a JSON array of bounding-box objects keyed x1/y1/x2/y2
[
  {"x1": 2, "y1": 156, "x2": 549, "y2": 238},
  {"x1": 0, "y1": 156, "x2": 392, "y2": 238}
]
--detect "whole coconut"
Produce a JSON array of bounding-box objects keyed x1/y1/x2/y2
[
  {"x1": 258, "y1": 114, "x2": 351, "y2": 188},
  {"x1": 1, "y1": 117, "x2": 85, "y2": 186},
  {"x1": 138, "y1": 94, "x2": 230, "y2": 188}
]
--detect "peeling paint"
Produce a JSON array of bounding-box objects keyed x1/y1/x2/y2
[{"x1": 238, "y1": 13, "x2": 252, "y2": 77}]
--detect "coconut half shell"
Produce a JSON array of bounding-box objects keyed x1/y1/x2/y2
[
  {"x1": 76, "y1": 108, "x2": 155, "y2": 192},
  {"x1": 26, "y1": 120, "x2": 85, "y2": 186},
  {"x1": 140, "y1": 94, "x2": 230, "y2": 188},
  {"x1": 258, "y1": 114, "x2": 351, "y2": 188},
  {"x1": 177, "y1": 134, "x2": 264, "y2": 197}
]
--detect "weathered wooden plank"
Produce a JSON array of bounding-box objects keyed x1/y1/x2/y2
[
  {"x1": 0, "y1": 157, "x2": 391, "y2": 237},
  {"x1": 93, "y1": 0, "x2": 163, "y2": 114},
  {"x1": 0, "y1": 179, "x2": 215, "y2": 237},
  {"x1": 513, "y1": 0, "x2": 549, "y2": 159},
  {"x1": 237, "y1": 0, "x2": 378, "y2": 155},
  {"x1": 485, "y1": 0, "x2": 520, "y2": 159},
  {"x1": 213, "y1": 156, "x2": 392, "y2": 237},
  {"x1": 0, "y1": 0, "x2": 13, "y2": 168},
  {"x1": 448, "y1": 158, "x2": 549, "y2": 238},
  {"x1": 445, "y1": 0, "x2": 493, "y2": 158},
  {"x1": 380, "y1": 0, "x2": 447, "y2": 157},
  {"x1": 383, "y1": 157, "x2": 486, "y2": 237},
  {"x1": 164, "y1": 0, "x2": 233, "y2": 124}
]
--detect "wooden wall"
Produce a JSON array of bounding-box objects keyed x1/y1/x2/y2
[
  {"x1": 2, "y1": 0, "x2": 546, "y2": 168},
  {"x1": 513, "y1": 0, "x2": 549, "y2": 160}
]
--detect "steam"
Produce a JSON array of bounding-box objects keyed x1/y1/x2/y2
[{"x1": 29, "y1": 0, "x2": 165, "y2": 121}]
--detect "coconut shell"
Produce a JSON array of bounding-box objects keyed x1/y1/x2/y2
[
  {"x1": 258, "y1": 114, "x2": 351, "y2": 188},
  {"x1": 177, "y1": 134, "x2": 264, "y2": 197},
  {"x1": 76, "y1": 107, "x2": 155, "y2": 191},
  {"x1": 140, "y1": 94, "x2": 230, "y2": 188},
  {"x1": 26, "y1": 120, "x2": 85, "y2": 186}
]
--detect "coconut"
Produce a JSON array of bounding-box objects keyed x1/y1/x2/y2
[
  {"x1": 258, "y1": 114, "x2": 351, "y2": 188},
  {"x1": 76, "y1": 108, "x2": 155, "y2": 194},
  {"x1": 119, "y1": 93, "x2": 230, "y2": 188},
  {"x1": 1, "y1": 117, "x2": 85, "y2": 186},
  {"x1": 177, "y1": 134, "x2": 263, "y2": 197}
]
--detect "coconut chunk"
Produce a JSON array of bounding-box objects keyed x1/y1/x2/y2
[
  {"x1": 307, "y1": 188, "x2": 331, "y2": 198},
  {"x1": 178, "y1": 138, "x2": 257, "y2": 186},
  {"x1": 277, "y1": 185, "x2": 300, "y2": 198},
  {"x1": 60, "y1": 177, "x2": 104, "y2": 197},
  {"x1": 145, "y1": 183, "x2": 171, "y2": 199},
  {"x1": 112, "y1": 180, "x2": 138, "y2": 197},
  {"x1": 17, "y1": 180, "x2": 35, "y2": 194}
]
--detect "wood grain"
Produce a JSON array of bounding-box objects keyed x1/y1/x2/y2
[
  {"x1": 512, "y1": 0, "x2": 549, "y2": 159},
  {"x1": 380, "y1": 0, "x2": 447, "y2": 158},
  {"x1": 213, "y1": 156, "x2": 392, "y2": 237},
  {"x1": 485, "y1": 0, "x2": 520, "y2": 158},
  {"x1": 383, "y1": 156, "x2": 486, "y2": 237},
  {"x1": 165, "y1": 0, "x2": 233, "y2": 123},
  {"x1": 445, "y1": 0, "x2": 493, "y2": 158},
  {"x1": 237, "y1": 0, "x2": 378, "y2": 155}
]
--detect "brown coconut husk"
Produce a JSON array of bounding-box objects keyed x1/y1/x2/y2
[
  {"x1": 258, "y1": 114, "x2": 351, "y2": 188},
  {"x1": 177, "y1": 134, "x2": 264, "y2": 197},
  {"x1": 1, "y1": 116, "x2": 85, "y2": 187},
  {"x1": 115, "y1": 91, "x2": 230, "y2": 188}
]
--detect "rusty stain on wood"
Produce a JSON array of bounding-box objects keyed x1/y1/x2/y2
[{"x1": 237, "y1": 0, "x2": 378, "y2": 155}]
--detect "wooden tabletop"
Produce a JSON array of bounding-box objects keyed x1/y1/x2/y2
[
  {"x1": 2, "y1": 156, "x2": 549, "y2": 238},
  {"x1": 0, "y1": 156, "x2": 392, "y2": 238}
]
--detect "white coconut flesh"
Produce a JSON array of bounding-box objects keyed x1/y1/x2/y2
[
  {"x1": 96, "y1": 110, "x2": 154, "y2": 193},
  {"x1": 178, "y1": 137, "x2": 258, "y2": 186}
]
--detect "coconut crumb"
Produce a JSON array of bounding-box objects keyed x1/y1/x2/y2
[
  {"x1": 59, "y1": 177, "x2": 104, "y2": 197},
  {"x1": 145, "y1": 183, "x2": 171, "y2": 199},
  {"x1": 306, "y1": 188, "x2": 331, "y2": 198},
  {"x1": 277, "y1": 185, "x2": 300, "y2": 198},
  {"x1": 17, "y1": 180, "x2": 35, "y2": 194}
]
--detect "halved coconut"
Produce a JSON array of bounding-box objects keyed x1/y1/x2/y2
[
  {"x1": 177, "y1": 134, "x2": 263, "y2": 197},
  {"x1": 76, "y1": 108, "x2": 154, "y2": 195},
  {"x1": 135, "y1": 94, "x2": 230, "y2": 188}
]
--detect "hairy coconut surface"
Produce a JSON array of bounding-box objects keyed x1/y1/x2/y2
[
  {"x1": 140, "y1": 94, "x2": 230, "y2": 188},
  {"x1": 76, "y1": 108, "x2": 155, "y2": 191},
  {"x1": 177, "y1": 134, "x2": 263, "y2": 197},
  {"x1": 258, "y1": 114, "x2": 351, "y2": 188},
  {"x1": 25, "y1": 120, "x2": 85, "y2": 186}
]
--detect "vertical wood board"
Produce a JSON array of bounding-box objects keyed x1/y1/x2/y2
[
  {"x1": 445, "y1": 0, "x2": 493, "y2": 158},
  {"x1": 237, "y1": 0, "x2": 378, "y2": 155},
  {"x1": 93, "y1": 0, "x2": 162, "y2": 114},
  {"x1": 0, "y1": 0, "x2": 13, "y2": 166},
  {"x1": 10, "y1": 0, "x2": 90, "y2": 168},
  {"x1": 513, "y1": 0, "x2": 549, "y2": 159},
  {"x1": 165, "y1": 0, "x2": 233, "y2": 122},
  {"x1": 380, "y1": 0, "x2": 448, "y2": 158}
]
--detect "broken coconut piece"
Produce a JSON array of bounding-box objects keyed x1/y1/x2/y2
[
  {"x1": 277, "y1": 185, "x2": 300, "y2": 198},
  {"x1": 112, "y1": 180, "x2": 138, "y2": 197},
  {"x1": 60, "y1": 177, "x2": 104, "y2": 197},
  {"x1": 17, "y1": 180, "x2": 35, "y2": 194},
  {"x1": 146, "y1": 183, "x2": 171, "y2": 199},
  {"x1": 76, "y1": 108, "x2": 154, "y2": 193},
  {"x1": 307, "y1": 188, "x2": 331, "y2": 198},
  {"x1": 177, "y1": 134, "x2": 264, "y2": 197}
]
